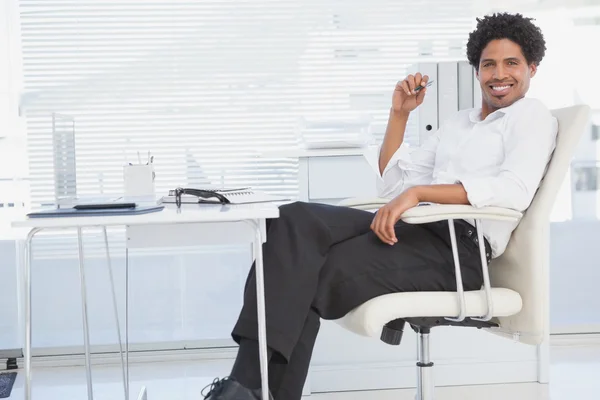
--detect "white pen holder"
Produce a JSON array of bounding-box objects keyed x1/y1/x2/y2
[{"x1": 123, "y1": 164, "x2": 155, "y2": 199}]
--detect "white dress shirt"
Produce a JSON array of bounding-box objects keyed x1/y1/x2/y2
[{"x1": 374, "y1": 97, "x2": 558, "y2": 258}]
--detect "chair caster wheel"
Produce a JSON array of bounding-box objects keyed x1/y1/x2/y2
[{"x1": 380, "y1": 318, "x2": 406, "y2": 345}]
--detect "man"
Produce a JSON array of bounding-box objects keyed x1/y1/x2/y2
[{"x1": 203, "y1": 12, "x2": 558, "y2": 400}]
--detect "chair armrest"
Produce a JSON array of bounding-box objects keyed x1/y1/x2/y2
[
  {"x1": 338, "y1": 198, "x2": 522, "y2": 223},
  {"x1": 400, "y1": 204, "x2": 522, "y2": 224},
  {"x1": 337, "y1": 197, "x2": 390, "y2": 210}
]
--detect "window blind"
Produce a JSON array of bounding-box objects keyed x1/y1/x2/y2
[
  {"x1": 17, "y1": 0, "x2": 476, "y2": 210},
  {"x1": 11, "y1": 0, "x2": 481, "y2": 353}
]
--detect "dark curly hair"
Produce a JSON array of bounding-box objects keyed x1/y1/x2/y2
[{"x1": 467, "y1": 13, "x2": 546, "y2": 69}]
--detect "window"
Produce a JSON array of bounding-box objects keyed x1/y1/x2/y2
[
  {"x1": 16, "y1": 0, "x2": 476, "y2": 211},
  {"x1": 592, "y1": 124, "x2": 600, "y2": 141},
  {"x1": 573, "y1": 165, "x2": 599, "y2": 192},
  {"x1": 9, "y1": 0, "x2": 478, "y2": 353}
]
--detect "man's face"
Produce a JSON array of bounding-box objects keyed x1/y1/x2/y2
[{"x1": 476, "y1": 38, "x2": 537, "y2": 112}]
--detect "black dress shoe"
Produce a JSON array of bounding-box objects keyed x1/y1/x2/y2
[{"x1": 202, "y1": 377, "x2": 273, "y2": 399}]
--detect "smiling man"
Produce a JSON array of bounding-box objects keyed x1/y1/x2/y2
[
  {"x1": 202, "y1": 13, "x2": 558, "y2": 400},
  {"x1": 473, "y1": 18, "x2": 546, "y2": 117}
]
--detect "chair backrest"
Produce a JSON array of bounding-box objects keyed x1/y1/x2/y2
[{"x1": 489, "y1": 104, "x2": 591, "y2": 345}]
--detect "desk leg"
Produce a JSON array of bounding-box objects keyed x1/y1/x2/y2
[
  {"x1": 24, "y1": 228, "x2": 41, "y2": 400},
  {"x1": 246, "y1": 219, "x2": 270, "y2": 400},
  {"x1": 77, "y1": 228, "x2": 94, "y2": 400},
  {"x1": 102, "y1": 227, "x2": 128, "y2": 400},
  {"x1": 125, "y1": 245, "x2": 130, "y2": 394}
]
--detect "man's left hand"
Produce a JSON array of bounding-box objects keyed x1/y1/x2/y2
[{"x1": 371, "y1": 188, "x2": 420, "y2": 245}]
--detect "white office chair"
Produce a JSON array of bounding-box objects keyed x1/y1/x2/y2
[{"x1": 336, "y1": 104, "x2": 591, "y2": 400}]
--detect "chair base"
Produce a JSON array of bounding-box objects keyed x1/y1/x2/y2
[
  {"x1": 380, "y1": 317, "x2": 500, "y2": 400},
  {"x1": 416, "y1": 327, "x2": 434, "y2": 400},
  {"x1": 380, "y1": 317, "x2": 499, "y2": 346}
]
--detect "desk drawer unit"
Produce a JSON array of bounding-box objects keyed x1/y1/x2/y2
[{"x1": 307, "y1": 155, "x2": 378, "y2": 201}]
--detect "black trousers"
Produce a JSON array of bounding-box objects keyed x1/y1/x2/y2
[{"x1": 231, "y1": 201, "x2": 490, "y2": 399}]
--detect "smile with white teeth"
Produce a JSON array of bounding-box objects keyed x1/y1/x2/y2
[{"x1": 490, "y1": 84, "x2": 513, "y2": 93}]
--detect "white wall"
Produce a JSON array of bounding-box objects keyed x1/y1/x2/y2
[
  {"x1": 0, "y1": 0, "x2": 27, "y2": 215},
  {"x1": 0, "y1": 0, "x2": 10, "y2": 117},
  {"x1": 550, "y1": 222, "x2": 600, "y2": 332},
  {"x1": 0, "y1": 0, "x2": 21, "y2": 142},
  {"x1": 0, "y1": 241, "x2": 19, "y2": 353},
  {"x1": 0, "y1": 0, "x2": 21, "y2": 356}
]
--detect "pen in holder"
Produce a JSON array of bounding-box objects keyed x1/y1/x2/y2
[{"x1": 123, "y1": 164, "x2": 155, "y2": 199}]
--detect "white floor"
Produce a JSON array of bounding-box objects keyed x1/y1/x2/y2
[{"x1": 4, "y1": 343, "x2": 600, "y2": 400}]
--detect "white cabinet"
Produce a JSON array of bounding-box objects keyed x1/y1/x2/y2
[{"x1": 307, "y1": 155, "x2": 378, "y2": 202}]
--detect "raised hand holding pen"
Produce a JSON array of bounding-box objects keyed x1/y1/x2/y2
[{"x1": 391, "y1": 73, "x2": 431, "y2": 114}]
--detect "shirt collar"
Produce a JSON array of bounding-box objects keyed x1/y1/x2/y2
[{"x1": 469, "y1": 97, "x2": 527, "y2": 124}]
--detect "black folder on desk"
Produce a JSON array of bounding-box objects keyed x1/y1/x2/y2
[{"x1": 27, "y1": 205, "x2": 164, "y2": 218}]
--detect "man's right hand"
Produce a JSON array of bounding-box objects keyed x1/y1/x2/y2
[{"x1": 392, "y1": 73, "x2": 429, "y2": 114}]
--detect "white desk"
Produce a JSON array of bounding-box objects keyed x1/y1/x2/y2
[{"x1": 12, "y1": 203, "x2": 280, "y2": 400}]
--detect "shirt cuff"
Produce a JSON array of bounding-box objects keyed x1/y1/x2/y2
[
  {"x1": 372, "y1": 143, "x2": 413, "y2": 179},
  {"x1": 459, "y1": 177, "x2": 494, "y2": 208}
]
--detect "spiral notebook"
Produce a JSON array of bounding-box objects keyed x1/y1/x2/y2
[{"x1": 161, "y1": 188, "x2": 290, "y2": 205}]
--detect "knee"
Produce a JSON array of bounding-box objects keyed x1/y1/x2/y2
[
  {"x1": 266, "y1": 201, "x2": 308, "y2": 233},
  {"x1": 271, "y1": 201, "x2": 322, "y2": 237},
  {"x1": 278, "y1": 201, "x2": 311, "y2": 219}
]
